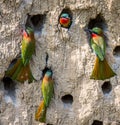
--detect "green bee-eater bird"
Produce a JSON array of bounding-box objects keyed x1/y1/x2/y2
[
  {"x1": 5, "y1": 27, "x2": 35, "y2": 83},
  {"x1": 85, "y1": 27, "x2": 116, "y2": 80},
  {"x1": 41, "y1": 69, "x2": 54, "y2": 107},
  {"x1": 35, "y1": 100, "x2": 46, "y2": 123},
  {"x1": 35, "y1": 69, "x2": 54, "y2": 123},
  {"x1": 59, "y1": 13, "x2": 72, "y2": 29}
]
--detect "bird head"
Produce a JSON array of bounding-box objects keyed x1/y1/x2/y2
[
  {"x1": 60, "y1": 13, "x2": 70, "y2": 19},
  {"x1": 85, "y1": 27, "x2": 103, "y2": 35},
  {"x1": 45, "y1": 70, "x2": 53, "y2": 78},
  {"x1": 91, "y1": 27, "x2": 103, "y2": 35},
  {"x1": 22, "y1": 27, "x2": 34, "y2": 37}
]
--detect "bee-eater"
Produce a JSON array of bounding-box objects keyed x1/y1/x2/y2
[
  {"x1": 5, "y1": 27, "x2": 35, "y2": 83},
  {"x1": 59, "y1": 13, "x2": 72, "y2": 29},
  {"x1": 35, "y1": 69, "x2": 54, "y2": 123},
  {"x1": 41, "y1": 70, "x2": 54, "y2": 107},
  {"x1": 85, "y1": 27, "x2": 116, "y2": 80}
]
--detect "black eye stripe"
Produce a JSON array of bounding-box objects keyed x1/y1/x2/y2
[
  {"x1": 92, "y1": 31, "x2": 99, "y2": 35},
  {"x1": 25, "y1": 30, "x2": 29, "y2": 36}
]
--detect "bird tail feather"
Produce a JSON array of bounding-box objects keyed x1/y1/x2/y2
[
  {"x1": 5, "y1": 58, "x2": 34, "y2": 83},
  {"x1": 35, "y1": 100, "x2": 46, "y2": 123},
  {"x1": 90, "y1": 57, "x2": 116, "y2": 80}
]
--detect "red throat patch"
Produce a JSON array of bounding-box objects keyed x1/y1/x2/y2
[
  {"x1": 92, "y1": 33, "x2": 98, "y2": 38},
  {"x1": 23, "y1": 30, "x2": 28, "y2": 38},
  {"x1": 60, "y1": 18, "x2": 69, "y2": 24}
]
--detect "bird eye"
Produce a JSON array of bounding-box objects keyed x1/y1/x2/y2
[
  {"x1": 21, "y1": 29, "x2": 23, "y2": 34},
  {"x1": 93, "y1": 31, "x2": 98, "y2": 35}
]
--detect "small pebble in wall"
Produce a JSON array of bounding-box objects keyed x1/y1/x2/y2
[
  {"x1": 5, "y1": 27, "x2": 36, "y2": 83},
  {"x1": 84, "y1": 27, "x2": 116, "y2": 80}
]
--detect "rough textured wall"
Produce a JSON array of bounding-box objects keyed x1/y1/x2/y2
[{"x1": 0, "y1": 0, "x2": 120, "y2": 125}]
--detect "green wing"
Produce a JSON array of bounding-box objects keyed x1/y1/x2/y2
[
  {"x1": 42, "y1": 79, "x2": 54, "y2": 107},
  {"x1": 5, "y1": 58, "x2": 22, "y2": 80},
  {"x1": 91, "y1": 36, "x2": 106, "y2": 61},
  {"x1": 22, "y1": 39, "x2": 35, "y2": 66}
]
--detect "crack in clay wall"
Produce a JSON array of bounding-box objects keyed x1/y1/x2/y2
[{"x1": 0, "y1": 0, "x2": 120, "y2": 125}]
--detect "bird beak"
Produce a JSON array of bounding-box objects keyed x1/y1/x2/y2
[
  {"x1": 21, "y1": 26, "x2": 29, "y2": 37},
  {"x1": 21, "y1": 25, "x2": 28, "y2": 34},
  {"x1": 84, "y1": 28, "x2": 93, "y2": 34}
]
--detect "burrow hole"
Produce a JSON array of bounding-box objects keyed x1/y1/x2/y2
[
  {"x1": 102, "y1": 81, "x2": 112, "y2": 94},
  {"x1": 61, "y1": 94, "x2": 73, "y2": 106},
  {"x1": 3, "y1": 56, "x2": 18, "y2": 92},
  {"x1": 2, "y1": 77, "x2": 15, "y2": 91},
  {"x1": 59, "y1": 7, "x2": 73, "y2": 19},
  {"x1": 88, "y1": 14, "x2": 107, "y2": 30},
  {"x1": 113, "y1": 46, "x2": 120, "y2": 57},
  {"x1": 2, "y1": 76, "x2": 16, "y2": 104},
  {"x1": 26, "y1": 14, "x2": 46, "y2": 31},
  {"x1": 58, "y1": 7, "x2": 73, "y2": 28},
  {"x1": 2, "y1": 57, "x2": 19, "y2": 105},
  {"x1": 92, "y1": 120, "x2": 103, "y2": 125}
]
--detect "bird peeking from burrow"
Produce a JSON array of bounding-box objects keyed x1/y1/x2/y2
[{"x1": 58, "y1": 13, "x2": 72, "y2": 29}]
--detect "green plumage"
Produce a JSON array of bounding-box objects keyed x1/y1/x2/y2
[
  {"x1": 35, "y1": 100, "x2": 46, "y2": 123},
  {"x1": 35, "y1": 70, "x2": 54, "y2": 123},
  {"x1": 88, "y1": 27, "x2": 116, "y2": 80},
  {"x1": 22, "y1": 27, "x2": 35, "y2": 66},
  {"x1": 5, "y1": 27, "x2": 35, "y2": 83},
  {"x1": 91, "y1": 34, "x2": 106, "y2": 61},
  {"x1": 41, "y1": 70, "x2": 54, "y2": 107}
]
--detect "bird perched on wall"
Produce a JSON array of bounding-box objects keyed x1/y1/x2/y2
[
  {"x1": 85, "y1": 27, "x2": 116, "y2": 80},
  {"x1": 35, "y1": 69, "x2": 54, "y2": 122},
  {"x1": 59, "y1": 13, "x2": 72, "y2": 29},
  {"x1": 41, "y1": 69, "x2": 54, "y2": 107},
  {"x1": 5, "y1": 27, "x2": 35, "y2": 83}
]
